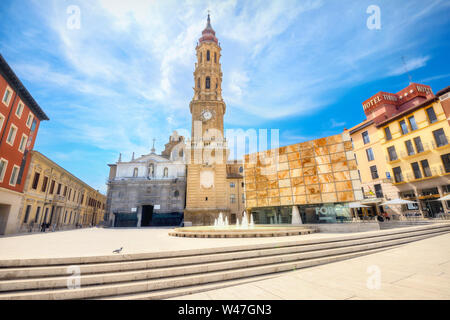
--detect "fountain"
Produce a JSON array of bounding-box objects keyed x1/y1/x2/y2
[
  {"x1": 170, "y1": 209, "x2": 315, "y2": 238},
  {"x1": 241, "y1": 211, "x2": 249, "y2": 229}
]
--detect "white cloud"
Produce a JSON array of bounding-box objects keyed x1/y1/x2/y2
[{"x1": 388, "y1": 56, "x2": 431, "y2": 77}]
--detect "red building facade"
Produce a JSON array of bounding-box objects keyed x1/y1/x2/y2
[{"x1": 0, "y1": 54, "x2": 48, "y2": 234}]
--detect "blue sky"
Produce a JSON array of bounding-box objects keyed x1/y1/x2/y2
[{"x1": 1, "y1": 0, "x2": 449, "y2": 193}]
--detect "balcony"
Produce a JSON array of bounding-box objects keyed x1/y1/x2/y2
[
  {"x1": 432, "y1": 135, "x2": 450, "y2": 150},
  {"x1": 399, "y1": 142, "x2": 433, "y2": 160},
  {"x1": 404, "y1": 166, "x2": 447, "y2": 182}
]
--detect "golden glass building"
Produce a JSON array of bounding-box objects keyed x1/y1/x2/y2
[{"x1": 243, "y1": 132, "x2": 363, "y2": 224}]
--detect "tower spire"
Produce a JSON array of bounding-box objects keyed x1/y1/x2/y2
[{"x1": 151, "y1": 138, "x2": 156, "y2": 154}]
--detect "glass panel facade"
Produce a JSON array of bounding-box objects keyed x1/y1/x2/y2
[{"x1": 250, "y1": 203, "x2": 352, "y2": 225}]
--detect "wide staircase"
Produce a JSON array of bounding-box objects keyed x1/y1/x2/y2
[{"x1": 0, "y1": 223, "x2": 449, "y2": 300}]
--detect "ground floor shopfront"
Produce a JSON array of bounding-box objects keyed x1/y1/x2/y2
[
  {"x1": 0, "y1": 188, "x2": 22, "y2": 235},
  {"x1": 249, "y1": 202, "x2": 355, "y2": 224}
]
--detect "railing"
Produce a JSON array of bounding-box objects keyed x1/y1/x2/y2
[
  {"x1": 404, "y1": 166, "x2": 445, "y2": 182},
  {"x1": 432, "y1": 135, "x2": 449, "y2": 149},
  {"x1": 399, "y1": 142, "x2": 432, "y2": 159}
]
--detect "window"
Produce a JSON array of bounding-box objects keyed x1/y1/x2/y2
[
  {"x1": 205, "y1": 77, "x2": 210, "y2": 89},
  {"x1": 16, "y1": 101, "x2": 24, "y2": 118},
  {"x1": 392, "y1": 167, "x2": 403, "y2": 183},
  {"x1": 163, "y1": 167, "x2": 168, "y2": 177},
  {"x1": 411, "y1": 162, "x2": 422, "y2": 179},
  {"x1": 384, "y1": 127, "x2": 392, "y2": 141},
  {"x1": 2, "y1": 87, "x2": 13, "y2": 106},
  {"x1": 18, "y1": 134, "x2": 27, "y2": 153},
  {"x1": 239, "y1": 166, "x2": 243, "y2": 173},
  {"x1": 387, "y1": 146, "x2": 398, "y2": 161},
  {"x1": 374, "y1": 184, "x2": 383, "y2": 198},
  {"x1": 9, "y1": 165, "x2": 20, "y2": 186},
  {"x1": 0, "y1": 159, "x2": 8, "y2": 182},
  {"x1": 230, "y1": 182, "x2": 235, "y2": 188},
  {"x1": 408, "y1": 116, "x2": 418, "y2": 131},
  {"x1": 413, "y1": 137, "x2": 424, "y2": 153},
  {"x1": 31, "y1": 172, "x2": 40, "y2": 189},
  {"x1": 200, "y1": 52, "x2": 202, "y2": 63},
  {"x1": 420, "y1": 160, "x2": 432, "y2": 177},
  {"x1": 370, "y1": 165, "x2": 378, "y2": 179},
  {"x1": 23, "y1": 205, "x2": 32, "y2": 223},
  {"x1": 433, "y1": 128, "x2": 448, "y2": 147},
  {"x1": 41, "y1": 176, "x2": 48, "y2": 193},
  {"x1": 405, "y1": 140, "x2": 415, "y2": 156},
  {"x1": 207, "y1": 50, "x2": 210, "y2": 61},
  {"x1": 441, "y1": 153, "x2": 450, "y2": 173},
  {"x1": 26, "y1": 113, "x2": 33, "y2": 128},
  {"x1": 366, "y1": 148, "x2": 375, "y2": 161},
  {"x1": 34, "y1": 207, "x2": 41, "y2": 223},
  {"x1": 362, "y1": 131, "x2": 370, "y2": 144},
  {"x1": 6, "y1": 125, "x2": 17, "y2": 145},
  {"x1": 49, "y1": 180, "x2": 55, "y2": 194},
  {"x1": 57, "y1": 183, "x2": 62, "y2": 195},
  {"x1": 230, "y1": 194, "x2": 236, "y2": 203},
  {"x1": 426, "y1": 107, "x2": 437, "y2": 123},
  {"x1": 399, "y1": 120, "x2": 409, "y2": 135},
  {"x1": 133, "y1": 168, "x2": 138, "y2": 177},
  {"x1": 214, "y1": 52, "x2": 217, "y2": 63},
  {"x1": 63, "y1": 186, "x2": 67, "y2": 196}
]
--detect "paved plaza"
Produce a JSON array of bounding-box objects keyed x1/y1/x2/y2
[
  {"x1": 172, "y1": 233, "x2": 450, "y2": 300},
  {"x1": 0, "y1": 227, "x2": 336, "y2": 260}
]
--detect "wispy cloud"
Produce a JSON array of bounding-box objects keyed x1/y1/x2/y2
[
  {"x1": 0, "y1": 0, "x2": 448, "y2": 192},
  {"x1": 388, "y1": 56, "x2": 431, "y2": 77}
]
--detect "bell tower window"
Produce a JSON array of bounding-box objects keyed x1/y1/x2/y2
[
  {"x1": 200, "y1": 52, "x2": 202, "y2": 63},
  {"x1": 197, "y1": 78, "x2": 200, "y2": 88},
  {"x1": 207, "y1": 50, "x2": 210, "y2": 61},
  {"x1": 206, "y1": 77, "x2": 210, "y2": 89},
  {"x1": 214, "y1": 52, "x2": 217, "y2": 63}
]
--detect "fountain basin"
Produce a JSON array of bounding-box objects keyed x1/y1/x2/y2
[{"x1": 169, "y1": 225, "x2": 316, "y2": 238}]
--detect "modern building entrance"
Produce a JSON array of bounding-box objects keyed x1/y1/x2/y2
[{"x1": 141, "y1": 205, "x2": 154, "y2": 227}]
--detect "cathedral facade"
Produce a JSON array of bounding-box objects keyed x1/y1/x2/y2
[
  {"x1": 106, "y1": 132, "x2": 186, "y2": 227},
  {"x1": 105, "y1": 15, "x2": 244, "y2": 227}
]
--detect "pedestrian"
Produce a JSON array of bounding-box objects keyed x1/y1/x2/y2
[{"x1": 41, "y1": 222, "x2": 46, "y2": 232}]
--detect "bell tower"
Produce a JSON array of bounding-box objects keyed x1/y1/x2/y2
[
  {"x1": 184, "y1": 14, "x2": 230, "y2": 226},
  {"x1": 190, "y1": 13, "x2": 226, "y2": 141}
]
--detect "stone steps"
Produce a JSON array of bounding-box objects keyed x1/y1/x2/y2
[
  {"x1": 0, "y1": 223, "x2": 448, "y2": 300},
  {"x1": 0, "y1": 226, "x2": 445, "y2": 281}
]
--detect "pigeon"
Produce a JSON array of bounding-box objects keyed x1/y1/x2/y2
[{"x1": 113, "y1": 247, "x2": 123, "y2": 254}]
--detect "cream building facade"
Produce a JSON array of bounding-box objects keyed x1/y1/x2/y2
[{"x1": 17, "y1": 150, "x2": 106, "y2": 233}]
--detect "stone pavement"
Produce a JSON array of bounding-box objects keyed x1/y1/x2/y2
[
  {"x1": 0, "y1": 227, "x2": 337, "y2": 260},
  {"x1": 171, "y1": 233, "x2": 450, "y2": 300}
]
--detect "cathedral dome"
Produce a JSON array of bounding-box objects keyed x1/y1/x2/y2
[{"x1": 199, "y1": 14, "x2": 218, "y2": 44}]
